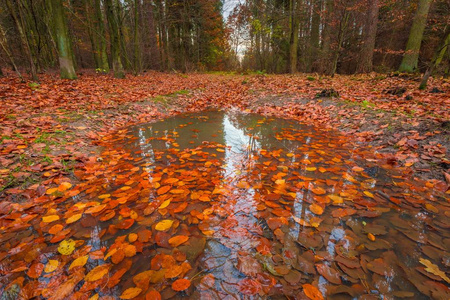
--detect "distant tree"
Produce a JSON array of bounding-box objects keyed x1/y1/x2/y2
[
  {"x1": 356, "y1": 0, "x2": 379, "y2": 73},
  {"x1": 51, "y1": 0, "x2": 77, "y2": 79},
  {"x1": 398, "y1": 0, "x2": 432, "y2": 73},
  {"x1": 105, "y1": 0, "x2": 125, "y2": 78}
]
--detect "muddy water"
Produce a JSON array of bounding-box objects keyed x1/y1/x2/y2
[{"x1": 0, "y1": 111, "x2": 449, "y2": 299}]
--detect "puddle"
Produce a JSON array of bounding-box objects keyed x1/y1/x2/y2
[{"x1": 0, "y1": 111, "x2": 449, "y2": 299}]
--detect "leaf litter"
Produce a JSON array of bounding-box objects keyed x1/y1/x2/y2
[{"x1": 0, "y1": 110, "x2": 449, "y2": 299}]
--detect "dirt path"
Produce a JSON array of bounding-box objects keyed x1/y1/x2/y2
[{"x1": 1, "y1": 71, "x2": 449, "y2": 201}]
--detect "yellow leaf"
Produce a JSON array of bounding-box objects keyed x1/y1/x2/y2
[
  {"x1": 66, "y1": 213, "x2": 82, "y2": 224},
  {"x1": 42, "y1": 215, "x2": 60, "y2": 223},
  {"x1": 46, "y1": 187, "x2": 58, "y2": 195},
  {"x1": 85, "y1": 264, "x2": 110, "y2": 282},
  {"x1": 69, "y1": 255, "x2": 89, "y2": 270},
  {"x1": 419, "y1": 258, "x2": 450, "y2": 284},
  {"x1": 328, "y1": 195, "x2": 343, "y2": 204},
  {"x1": 44, "y1": 260, "x2": 59, "y2": 273},
  {"x1": 58, "y1": 239, "x2": 76, "y2": 256},
  {"x1": 425, "y1": 203, "x2": 439, "y2": 213},
  {"x1": 306, "y1": 167, "x2": 317, "y2": 172},
  {"x1": 155, "y1": 219, "x2": 174, "y2": 231},
  {"x1": 363, "y1": 191, "x2": 374, "y2": 198},
  {"x1": 158, "y1": 199, "x2": 171, "y2": 209},
  {"x1": 98, "y1": 194, "x2": 111, "y2": 199},
  {"x1": 120, "y1": 287, "x2": 142, "y2": 299}
]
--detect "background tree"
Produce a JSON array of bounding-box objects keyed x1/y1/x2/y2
[
  {"x1": 51, "y1": 0, "x2": 77, "y2": 79},
  {"x1": 398, "y1": 0, "x2": 432, "y2": 73}
]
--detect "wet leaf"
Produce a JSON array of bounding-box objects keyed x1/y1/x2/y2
[
  {"x1": 66, "y1": 213, "x2": 82, "y2": 224},
  {"x1": 44, "y1": 260, "x2": 59, "y2": 273},
  {"x1": 58, "y1": 239, "x2": 76, "y2": 255},
  {"x1": 120, "y1": 287, "x2": 142, "y2": 299},
  {"x1": 155, "y1": 219, "x2": 174, "y2": 231},
  {"x1": 172, "y1": 278, "x2": 191, "y2": 291},
  {"x1": 303, "y1": 283, "x2": 324, "y2": 300},
  {"x1": 419, "y1": 258, "x2": 450, "y2": 283},
  {"x1": 168, "y1": 235, "x2": 189, "y2": 247},
  {"x1": 69, "y1": 255, "x2": 89, "y2": 270},
  {"x1": 85, "y1": 264, "x2": 110, "y2": 282}
]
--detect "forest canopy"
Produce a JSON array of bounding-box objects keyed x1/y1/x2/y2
[{"x1": 0, "y1": 0, "x2": 449, "y2": 78}]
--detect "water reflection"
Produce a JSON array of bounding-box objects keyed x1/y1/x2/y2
[{"x1": 0, "y1": 111, "x2": 448, "y2": 299}]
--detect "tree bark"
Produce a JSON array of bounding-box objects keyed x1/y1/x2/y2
[
  {"x1": 289, "y1": 0, "x2": 300, "y2": 73},
  {"x1": 105, "y1": 0, "x2": 125, "y2": 78},
  {"x1": 51, "y1": 0, "x2": 77, "y2": 79},
  {"x1": 94, "y1": 0, "x2": 110, "y2": 72},
  {"x1": 356, "y1": 0, "x2": 379, "y2": 73},
  {"x1": 6, "y1": 0, "x2": 38, "y2": 81},
  {"x1": 420, "y1": 26, "x2": 450, "y2": 89},
  {"x1": 398, "y1": 0, "x2": 432, "y2": 73}
]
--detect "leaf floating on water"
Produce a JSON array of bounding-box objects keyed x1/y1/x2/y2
[
  {"x1": 168, "y1": 235, "x2": 189, "y2": 247},
  {"x1": 85, "y1": 264, "x2": 111, "y2": 282},
  {"x1": 120, "y1": 287, "x2": 142, "y2": 299},
  {"x1": 316, "y1": 264, "x2": 342, "y2": 284},
  {"x1": 303, "y1": 283, "x2": 324, "y2": 300},
  {"x1": 58, "y1": 239, "x2": 76, "y2": 255},
  {"x1": 66, "y1": 213, "x2": 82, "y2": 224},
  {"x1": 42, "y1": 215, "x2": 60, "y2": 223},
  {"x1": 310, "y1": 203, "x2": 324, "y2": 215},
  {"x1": 172, "y1": 278, "x2": 191, "y2": 292},
  {"x1": 27, "y1": 262, "x2": 44, "y2": 279},
  {"x1": 69, "y1": 255, "x2": 89, "y2": 270},
  {"x1": 44, "y1": 260, "x2": 59, "y2": 273},
  {"x1": 419, "y1": 258, "x2": 450, "y2": 284},
  {"x1": 155, "y1": 219, "x2": 174, "y2": 231},
  {"x1": 157, "y1": 185, "x2": 170, "y2": 195}
]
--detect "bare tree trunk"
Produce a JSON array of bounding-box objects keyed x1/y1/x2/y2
[
  {"x1": 6, "y1": 0, "x2": 38, "y2": 80},
  {"x1": 399, "y1": 0, "x2": 432, "y2": 73},
  {"x1": 0, "y1": 22, "x2": 23, "y2": 80},
  {"x1": 51, "y1": 0, "x2": 77, "y2": 79},
  {"x1": 133, "y1": 0, "x2": 140, "y2": 75},
  {"x1": 356, "y1": 0, "x2": 379, "y2": 73},
  {"x1": 289, "y1": 0, "x2": 300, "y2": 73},
  {"x1": 105, "y1": 0, "x2": 125, "y2": 78},
  {"x1": 420, "y1": 26, "x2": 450, "y2": 89}
]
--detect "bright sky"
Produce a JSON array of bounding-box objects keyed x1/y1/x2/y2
[{"x1": 222, "y1": 0, "x2": 242, "y2": 19}]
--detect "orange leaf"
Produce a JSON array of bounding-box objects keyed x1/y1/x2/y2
[
  {"x1": 145, "y1": 290, "x2": 161, "y2": 300},
  {"x1": 66, "y1": 213, "x2": 82, "y2": 224},
  {"x1": 172, "y1": 278, "x2": 191, "y2": 291},
  {"x1": 120, "y1": 287, "x2": 142, "y2": 299},
  {"x1": 157, "y1": 186, "x2": 170, "y2": 195},
  {"x1": 303, "y1": 283, "x2": 324, "y2": 300},
  {"x1": 168, "y1": 235, "x2": 189, "y2": 247},
  {"x1": 58, "y1": 182, "x2": 72, "y2": 192},
  {"x1": 85, "y1": 264, "x2": 110, "y2": 282},
  {"x1": 27, "y1": 262, "x2": 44, "y2": 279},
  {"x1": 309, "y1": 203, "x2": 324, "y2": 215}
]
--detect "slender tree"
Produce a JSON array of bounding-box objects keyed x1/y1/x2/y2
[
  {"x1": 51, "y1": 0, "x2": 77, "y2": 79},
  {"x1": 398, "y1": 0, "x2": 432, "y2": 73},
  {"x1": 356, "y1": 0, "x2": 379, "y2": 73},
  {"x1": 289, "y1": 0, "x2": 300, "y2": 73},
  {"x1": 105, "y1": 0, "x2": 125, "y2": 78}
]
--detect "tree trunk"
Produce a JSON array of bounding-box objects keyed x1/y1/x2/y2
[
  {"x1": 398, "y1": 0, "x2": 432, "y2": 73},
  {"x1": 105, "y1": 0, "x2": 125, "y2": 78},
  {"x1": 0, "y1": 22, "x2": 23, "y2": 80},
  {"x1": 94, "y1": 0, "x2": 110, "y2": 72},
  {"x1": 6, "y1": 0, "x2": 38, "y2": 81},
  {"x1": 289, "y1": 0, "x2": 300, "y2": 73},
  {"x1": 308, "y1": 0, "x2": 321, "y2": 72},
  {"x1": 356, "y1": 0, "x2": 379, "y2": 73},
  {"x1": 420, "y1": 27, "x2": 450, "y2": 89},
  {"x1": 133, "y1": 0, "x2": 140, "y2": 75},
  {"x1": 51, "y1": 0, "x2": 77, "y2": 79}
]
